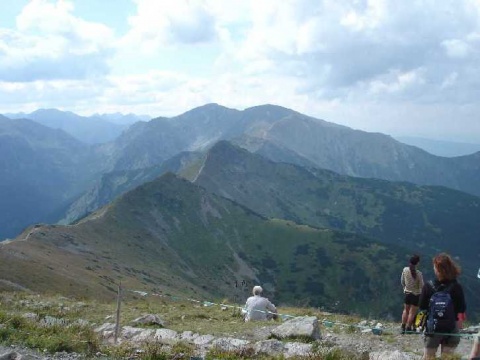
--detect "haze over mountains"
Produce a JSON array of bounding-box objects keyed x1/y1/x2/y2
[
  {"x1": 394, "y1": 136, "x2": 480, "y2": 158},
  {"x1": 0, "y1": 173, "x2": 418, "y2": 317},
  {"x1": 1, "y1": 104, "x2": 480, "y2": 319},
  {"x1": 2, "y1": 103, "x2": 480, "y2": 236},
  {"x1": 4, "y1": 109, "x2": 149, "y2": 144}
]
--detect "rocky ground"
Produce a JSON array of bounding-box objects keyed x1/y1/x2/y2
[
  {"x1": 0, "y1": 324, "x2": 476, "y2": 360},
  {"x1": 0, "y1": 293, "x2": 478, "y2": 359}
]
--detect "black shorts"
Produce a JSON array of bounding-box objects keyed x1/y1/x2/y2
[
  {"x1": 424, "y1": 329, "x2": 461, "y2": 349},
  {"x1": 404, "y1": 292, "x2": 420, "y2": 306}
]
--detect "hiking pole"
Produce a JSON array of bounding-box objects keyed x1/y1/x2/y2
[{"x1": 114, "y1": 282, "x2": 122, "y2": 344}]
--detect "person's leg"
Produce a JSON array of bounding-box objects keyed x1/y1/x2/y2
[
  {"x1": 402, "y1": 303, "x2": 411, "y2": 333},
  {"x1": 440, "y1": 334, "x2": 460, "y2": 357},
  {"x1": 424, "y1": 335, "x2": 440, "y2": 359},
  {"x1": 407, "y1": 305, "x2": 418, "y2": 330},
  {"x1": 423, "y1": 347, "x2": 437, "y2": 359},
  {"x1": 470, "y1": 334, "x2": 480, "y2": 359},
  {"x1": 440, "y1": 345, "x2": 455, "y2": 357}
]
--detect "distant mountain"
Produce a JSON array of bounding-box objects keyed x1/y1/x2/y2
[
  {"x1": 193, "y1": 142, "x2": 480, "y2": 264},
  {"x1": 4, "y1": 109, "x2": 128, "y2": 144},
  {"x1": 191, "y1": 141, "x2": 480, "y2": 318},
  {"x1": 0, "y1": 116, "x2": 101, "y2": 239},
  {"x1": 61, "y1": 151, "x2": 203, "y2": 224},
  {"x1": 394, "y1": 136, "x2": 480, "y2": 157},
  {"x1": 92, "y1": 113, "x2": 151, "y2": 126},
  {"x1": 0, "y1": 173, "x2": 412, "y2": 317},
  {"x1": 95, "y1": 103, "x2": 480, "y2": 197}
]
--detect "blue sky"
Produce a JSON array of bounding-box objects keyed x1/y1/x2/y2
[{"x1": 1, "y1": 0, "x2": 480, "y2": 142}]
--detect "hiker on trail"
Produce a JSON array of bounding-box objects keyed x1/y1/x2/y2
[
  {"x1": 401, "y1": 254, "x2": 424, "y2": 334},
  {"x1": 243, "y1": 286, "x2": 277, "y2": 322},
  {"x1": 419, "y1": 253, "x2": 466, "y2": 360}
]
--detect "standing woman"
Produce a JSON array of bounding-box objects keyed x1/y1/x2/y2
[
  {"x1": 419, "y1": 253, "x2": 466, "y2": 359},
  {"x1": 401, "y1": 254, "x2": 424, "y2": 333}
]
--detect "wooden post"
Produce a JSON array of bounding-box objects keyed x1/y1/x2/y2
[{"x1": 114, "y1": 282, "x2": 122, "y2": 344}]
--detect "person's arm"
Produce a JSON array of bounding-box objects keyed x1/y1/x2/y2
[
  {"x1": 453, "y1": 283, "x2": 466, "y2": 328},
  {"x1": 401, "y1": 269, "x2": 406, "y2": 289},
  {"x1": 418, "y1": 282, "x2": 431, "y2": 312},
  {"x1": 266, "y1": 299, "x2": 277, "y2": 314},
  {"x1": 417, "y1": 272, "x2": 424, "y2": 291}
]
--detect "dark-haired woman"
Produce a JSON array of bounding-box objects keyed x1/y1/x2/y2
[
  {"x1": 400, "y1": 255, "x2": 424, "y2": 333},
  {"x1": 419, "y1": 253, "x2": 466, "y2": 359}
]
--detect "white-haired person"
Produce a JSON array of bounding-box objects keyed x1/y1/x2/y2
[{"x1": 243, "y1": 286, "x2": 277, "y2": 322}]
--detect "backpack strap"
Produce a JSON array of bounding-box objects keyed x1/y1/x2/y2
[{"x1": 429, "y1": 280, "x2": 455, "y2": 294}]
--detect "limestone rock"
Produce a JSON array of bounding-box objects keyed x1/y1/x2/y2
[
  {"x1": 154, "y1": 329, "x2": 178, "y2": 344},
  {"x1": 0, "y1": 352, "x2": 22, "y2": 360},
  {"x1": 284, "y1": 342, "x2": 313, "y2": 358},
  {"x1": 253, "y1": 339, "x2": 285, "y2": 356},
  {"x1": 193, "y1": 334, "x2": 215, "y2": 346},
  {"x1": 210, "y1": 337, "x2": 250, "y2": 352},
  {"x1": 130, "y1": 314, "x2": 166, "y2": 327},
  {"x1": 369, "y1": 350, "x2": 420, "y2": 360},
  {"x1": 94, "y1": 322, "x2": 115, "y2": 333},
  {"x1": 271, "y1": 316, "x2": 321, "y2": 340}
]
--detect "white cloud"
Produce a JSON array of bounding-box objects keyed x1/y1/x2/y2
[
  {"x1": 213, "y1": 0, "x2": 480, "y2": 105},
  {"x1": 2, "y1": 0, "x2": 480, "y2": 142},
  {"x1": 442, "y1": 39, "x2": 471, "y2": 59},
  {"x1": 0, "y1": 0, "x2": 114, "y2": 82},
  {"x1": 122, "y1": 0, "x2": 217, "y2": 52}
]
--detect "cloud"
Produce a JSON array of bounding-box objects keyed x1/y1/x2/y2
[
  {"x1": 2, "y1": 0, "x2": 480, "y2": 143},
  {"x1": 0, "y1": 0, "x2": 114, "y2": 82},
  {"x1": 122, "y1": 0, "x2": 217, "y2": 52},
  {"x1": 216, "y1": 0, "x2": 480, "y2": 105}
]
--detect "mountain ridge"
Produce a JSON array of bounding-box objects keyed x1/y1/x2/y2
[{"x1": 0, "y1": 172, "x2": 413, "y2": 318}]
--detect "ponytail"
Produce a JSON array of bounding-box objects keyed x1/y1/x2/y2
[
  {"x1": 409, "y1": 254, "x2": 420, "y2": 279},
  {"x1": 409, "y1": 264, "x2": 417, "y2": 279}
]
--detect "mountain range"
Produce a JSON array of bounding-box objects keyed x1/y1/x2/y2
[
  {"x1": 1, "y1": 104, "x2": 480, "y2": 320},
  {"x1": 0, "y1": 115, "x2": 102, "y2": 238},
  {"x1": 2, "y1": 104, "x2": 480, "y2": 240},
  {"x1": 394, "y1": 135, "x2": 480, "y2": 157},
  {"x1": 92, "y1": 104, "x2": 480, "y2": 196},
  {"x1": 0, "y1": 172, "x2": 414, "y2": 317},
  {"x1": 3, "y1": 109, "x2": 149, "y2": 144}
]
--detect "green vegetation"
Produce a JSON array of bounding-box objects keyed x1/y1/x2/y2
[
  {"x1": 0, "y1": 311, "x2": 100, "y2": 354},
  {"x1": 0, "y1": 291, "x2": 448, "y2": 359}
]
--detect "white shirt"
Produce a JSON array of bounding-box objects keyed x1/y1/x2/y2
[
  {"x1": 400, "y1": 267, "x2": 424, "y2": 295},
  {"x1": 243, "y1": 295, "x2": 277, "y2": 321}
]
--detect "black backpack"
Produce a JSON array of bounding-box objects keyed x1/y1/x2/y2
[{"x1": 425, "y1": 280, "x2": 456, "y2": 334}]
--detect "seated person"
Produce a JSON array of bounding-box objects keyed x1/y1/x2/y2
[{"x1": 243, "y1": 285, "x2": 277, "y2": 322}]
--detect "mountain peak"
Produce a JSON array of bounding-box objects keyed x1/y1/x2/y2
[{"x1": 178, "y1": 103, "x2": 238, "y2": 118}]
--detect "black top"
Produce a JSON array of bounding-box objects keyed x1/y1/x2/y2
[{"x1": 419, "y1": 279, "x2": 466, "y2": 319}]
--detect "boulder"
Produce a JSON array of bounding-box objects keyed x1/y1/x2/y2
[
  {"x1": 193, "y1": 334, "x2": 216, "y2": 346},
  {"x1": 369, "y1": 350, "x2": 420, "y2": 360},
  {"x1": 0, "y1": 352, "x2": 22, "y2": 360},
  {"x1": 253, "y1": 339, "x2": 285, "y2": 356},
  {"x1": 154, "y1": 329, "x2": 178, "y2": 344},
  {"x1": 284, "y1": 342, "x2": 313, "y2": 358},
  {"x1": 94, "y1": 322, "x2": 115, "y2": 334},
  {"x1": 271, "y1": 316, "x2": 321, "y2": 340},
  {"x1": 179, "y1": 331, "x2": 200, "y2": 342},
  {"x1": 211, "y1": 337, "x2": 250, "y2": 352},
  {"x1": 121, "y1": 326, "x2": 146, "y2": 340},
  {"x1": 131, "y1": 329, "x2": 155, "y2": 343},
  {"x1": 130, "y1": 314, "x2": 166, "y2": 327}
]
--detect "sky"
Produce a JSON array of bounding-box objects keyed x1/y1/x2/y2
[{"x1": 1, "y1": 0, "x2": 480, "y2": 143}]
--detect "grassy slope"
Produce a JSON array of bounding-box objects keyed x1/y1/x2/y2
[
  {"x1": 191, "y1": 141, "x2": 480, "y2": 320},
  {"x1": 0, "y1": 173, "x2": 410, "y2": 318}
]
